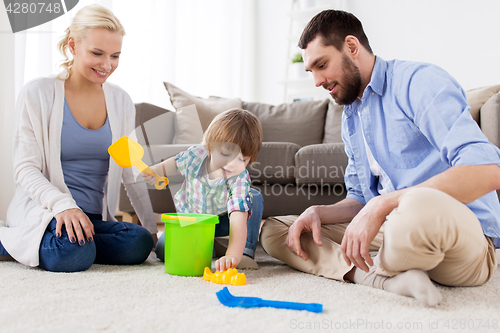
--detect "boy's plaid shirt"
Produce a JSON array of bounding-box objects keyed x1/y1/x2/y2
[{"x1": 174, "y1": 145, "x2": 253, "y2": 217}]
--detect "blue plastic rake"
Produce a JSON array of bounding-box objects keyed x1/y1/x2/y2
[{"x1": 216, "y1": 287, "x2": 323, "y2": 313}]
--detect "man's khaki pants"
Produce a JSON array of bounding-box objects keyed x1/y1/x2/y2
[{"x1": 260, "y1": 187, "x2": 497, "y2": 286}]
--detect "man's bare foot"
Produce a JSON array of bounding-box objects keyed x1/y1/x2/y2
[
  {"x1": 383, "y1": 269, "x2": 442, "y2": 307},
  {"x1": 349, "y1": 266, "x2": 442, "y2": 307}
]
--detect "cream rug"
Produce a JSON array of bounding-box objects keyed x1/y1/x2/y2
[{"x1": 1, "y1": 245, "x2": 499, "y2": 333}]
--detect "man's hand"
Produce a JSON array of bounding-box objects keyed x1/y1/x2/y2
[
  {"x1": 285, "y1": 206, "x2": 323, "y2": 261},
  {"x1": 340, "y1": 194, "x2": 396, "y2": 272},
  {"x1": 55, "y1": 208, "x2": 95, "y2": 246}
]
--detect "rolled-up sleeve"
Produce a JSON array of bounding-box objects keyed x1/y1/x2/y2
[
  {"x1": 405, "y1": 66, "x2": 500, "y2": 168},
  {"x1": 174, "y1": 150, "x2": 189, "y2": 177},
  {"x1": 342, "y1": 122, "x2": 366, "y2": 205},
  {"x1": 226, "y1": 172, "x2": 253, "y2": 218}
]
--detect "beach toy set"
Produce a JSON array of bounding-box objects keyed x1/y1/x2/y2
[{"x1": 159, "y1": 213, "x2": 322, "y2": 312}]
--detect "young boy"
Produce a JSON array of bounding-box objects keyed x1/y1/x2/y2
[{"x1": 143, "y1": 108, "x2": 264, "y2": 271}]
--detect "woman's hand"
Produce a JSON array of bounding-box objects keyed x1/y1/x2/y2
[
  {"x1": 55, "y1": 208, "x2": 95, "y2": 246},
  {"x1": 215, "y1": 254, "x2": 241, "y2": 272}
]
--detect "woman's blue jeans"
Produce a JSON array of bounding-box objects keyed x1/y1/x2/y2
[
  {"x1": 155, "y1": 188, "x2": 264, "y2": 261},
  {"x1": 0, "y1": 213, "x2": 154, "y2": 272}
]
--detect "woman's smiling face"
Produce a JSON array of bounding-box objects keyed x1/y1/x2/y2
[{"x1": 69, "y1": 28, "x2": 123, "y2": 84}]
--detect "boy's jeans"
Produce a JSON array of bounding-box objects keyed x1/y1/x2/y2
[
  {"x1": 155, "y1": 188, "x2": 264, "y2": 261},
  {"x1": 0, "y1": 213, "x2": 154, "y2": 272}
]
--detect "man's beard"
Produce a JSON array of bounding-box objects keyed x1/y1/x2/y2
[{"x1": 330, "y1": 53, "x2": 362, "y2": 105}]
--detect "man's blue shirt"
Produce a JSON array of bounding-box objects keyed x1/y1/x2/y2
[{"x1": 342, "y1": 56, "x2": 500, "y2": 242}]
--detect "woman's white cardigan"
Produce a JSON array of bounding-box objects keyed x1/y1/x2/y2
[{"x1": 0, "y1": 75, "x2": 156, "y2": 267}]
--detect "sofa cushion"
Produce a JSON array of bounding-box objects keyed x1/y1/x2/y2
[
  {"x1": 323, "y1": 101, "x2": 344, "y2": 143},
  {"x1": 480, "y1": 91, "x2": 500, "y2": 148},
  {"x1": 242, "y1": 100, "x2": 328, "y2": 147},
  {"x1": 466, "y1": 85, "x2": 500, "y2": 125},
  {"x1": 294, "y1": 143, "x2": 348, "y2": 185},
  {"x1": 135, "y1": 103, "x2": 176, "y2": 145},
  {"x1": 163, "y1": 82, "x2": 242, "y2": 144},
  {"x1": 247, "y1": 142, "x2": 300, "y2": 185}
]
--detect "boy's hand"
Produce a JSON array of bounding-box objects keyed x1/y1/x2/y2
[
  {"x1": 141, "y1": 163, "x2": 163, "y2": 185},
  {"x1": 141, "y1": 171, "x2": 156, "y2": 186},
  {"x1": 215, "y1": 254, "x2": 240, "y2": 272}
]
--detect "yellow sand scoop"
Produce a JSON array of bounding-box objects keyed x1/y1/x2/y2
[{"x1": 108, "y1": 136, "x2": 168, "y2": 190}]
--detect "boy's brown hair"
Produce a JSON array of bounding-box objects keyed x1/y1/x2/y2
[{"x1": 202, "y1": 108, "x2": 263, "y2": 164}]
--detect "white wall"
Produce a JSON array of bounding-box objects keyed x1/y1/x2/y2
[
  {"x1": 346, "y1": 0, "x2": 500, "y2": 91},
  {"x1": 254, "y1": 0, "x2": 500, "y2": 104},
  {"x1": 253, "y1": 0, "x2": 291, "y2": 105}
]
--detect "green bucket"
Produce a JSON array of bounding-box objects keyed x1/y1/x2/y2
[{"x1": 161, "y1": 213, "x2": 219, "y2": 276}]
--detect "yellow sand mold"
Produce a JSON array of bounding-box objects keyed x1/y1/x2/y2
[{"x1": 203, "y1": 267, "x2": 247, "y2": 286}]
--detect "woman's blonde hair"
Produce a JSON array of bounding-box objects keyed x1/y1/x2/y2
[
  {"x1": 57, "y1": 4, "x2": 125, "y2": 79},
  {"x1": 203, "y1": 109, "x2": 263, "y2": 164}
]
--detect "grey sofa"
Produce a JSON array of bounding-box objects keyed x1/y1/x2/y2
[{"x1": 119, "y1": 84, "x2": 500, "y2": 222}]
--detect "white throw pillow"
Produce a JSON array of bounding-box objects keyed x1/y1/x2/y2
[
  {"x1": 164, "y1": 82, "x2": 242, "y2": 144},
  {"x1": 172, "y1": 104, "x2": 204, "y2": 145}
]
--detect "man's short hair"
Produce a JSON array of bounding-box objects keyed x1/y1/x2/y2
[{"x1": 298, "y1": 9, "x2": 372, "y2": 53}]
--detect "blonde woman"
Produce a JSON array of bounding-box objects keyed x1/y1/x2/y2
[{"x1": 0, "y1": 4, "x2": 156, "y2": 272}]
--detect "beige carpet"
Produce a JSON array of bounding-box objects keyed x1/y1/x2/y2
[{"x1": 1, "y1": 245, "x2": 499, "y2": 333}]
